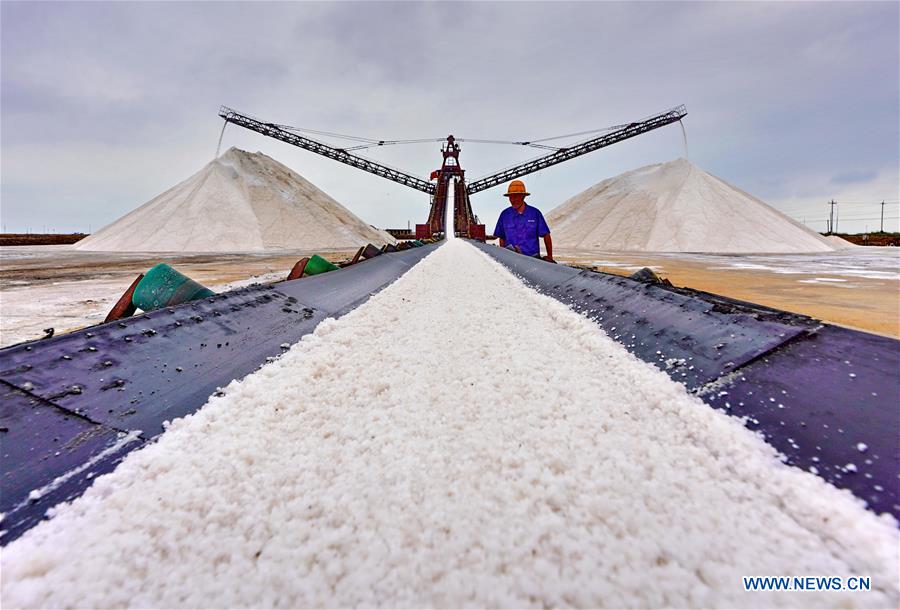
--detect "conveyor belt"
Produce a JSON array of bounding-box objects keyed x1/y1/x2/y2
[
  {"x1": 0, "y1": 243, "x2": 439, "y2": 544},
  {"x1": 3, "y1": 240, "x2": 896, "y2": 544},
  {"x1": 471, "y1": 241, "x2": 899, "y2": 520}
]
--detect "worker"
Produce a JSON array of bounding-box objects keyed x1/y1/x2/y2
[{"x1": 494, "y1": 180, "x2": 554, "y2": 262}]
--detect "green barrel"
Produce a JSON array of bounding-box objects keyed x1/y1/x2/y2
[
  {"x1": 304, "y1": 254, "x2": 339, "y2": 276},
  {"x1": 132, "y1": 263, "x2": 215, "y2": 312}
]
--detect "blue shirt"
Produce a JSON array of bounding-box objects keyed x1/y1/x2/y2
[{"x1": 493, "y1": 204, "x2": 551, "y2": 257}]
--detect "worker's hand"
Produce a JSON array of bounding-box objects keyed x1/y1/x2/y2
[{"x1": 542, "y1": 255, "x2": 557, "y2": 264}]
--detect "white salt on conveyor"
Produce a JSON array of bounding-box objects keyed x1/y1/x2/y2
[
  {"x1": 547, "y1": 158, "x2": 838, "y2": 253},
  {"x1": 74, "y1": 147, "x2": 395, "y2": 252},
  {"x1": 2, "y1": 240, "x2": 896, "y2": 608}
]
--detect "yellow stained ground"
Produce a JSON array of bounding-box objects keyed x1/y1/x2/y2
[
  {"x1": 556, "y1": 248, "x2": 900, "y2": 338},
  {"x1": 0, "y1": 247, "x2": 355, "y2": 347},
  {"x1": 0, "y1": 248, "x2": 355, "y2": 288},
  {"x1": 1, "y1": 245, "x2": 898, "y2": 346}
]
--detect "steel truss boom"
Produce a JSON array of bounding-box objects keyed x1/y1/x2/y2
[
  {"x1": 218, "y1": 106, "x2": 435, "y2": 195},
  {"x1": 466, "y1": 105, "x2": 687, "y2": 195}
]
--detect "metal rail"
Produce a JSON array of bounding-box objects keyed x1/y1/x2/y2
[
  {"x1": 218, "y1": 106, "x2": 436, "y2": 195},
  {"x1": 466, "y1": 105, "x2": 687, "y2": 194}
]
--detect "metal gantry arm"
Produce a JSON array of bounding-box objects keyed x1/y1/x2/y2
[
  {"x1": 466, "y1": 105, "x2": 687, "y2": 194},
  {"x1": 218, "y1": 106, "x2": 436, "y2": 195}
]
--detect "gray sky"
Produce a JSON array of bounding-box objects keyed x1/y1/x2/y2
[{"x1": 2, "y1": 1, "x2": 898, "y2": 235}]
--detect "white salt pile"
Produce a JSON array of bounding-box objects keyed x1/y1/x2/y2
[
  {"x1": 74, "y1": 147, "x2": 394, "y2": 252},
  {"x1": 547, "y1": 158, "x2": 838, "y2": 253},
  {"x1": 3, "y1": 240, "x2": 896, "y2": 608}
]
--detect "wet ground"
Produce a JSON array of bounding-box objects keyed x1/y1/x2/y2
[
  {"x1": 556, "y1": 246, "x2": 900, "y2": 338},
  {"x1": 0, "y1": 246, "x2": 354, "y2": 347},
  {"x1": 1, "y1": 245, "x2": 898, "y2": 347}
]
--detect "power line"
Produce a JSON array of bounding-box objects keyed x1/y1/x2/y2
[
  {"x1": 821, "y1": 210, "x2": 899, "y2": 218},
  {"x1": 257, "y1": 116, "x2": 664, "y2": 154},
  {"x1": 829, "y1": 200, "x2": 899, "y2": 206},
  {"x1": 801, "y1": 216, "x2": 899, "y2": 221}
]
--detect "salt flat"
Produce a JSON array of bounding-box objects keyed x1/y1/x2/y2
[
  {"x1": 2, "y1": 239, "x2": 896, "y2": 609},
  {"x1": 0, "y1": 246, "x2": 353, "y2": 347},
  {"x1": 555, "y1": 246, "x2": 900, "y2": 338},
  {"x1": 4, "y1": 244, "x2": 897, "y2": 348}
]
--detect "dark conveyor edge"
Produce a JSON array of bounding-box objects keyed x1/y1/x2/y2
[
  {"x1": 470, "y1": 240, "x2": 899, "y2": 521},
  {"x1": 0, "y1": 243, "x2": 440, "y2": 545}
]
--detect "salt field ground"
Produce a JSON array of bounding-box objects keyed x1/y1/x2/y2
[
  {"x1": 2, "y1": 243, "x2": 897, "y2": 348},
  {"x1": 555, "y1": 246, "x2": 900, "y2": 338},
  {"x1": 0, "y1": 246, "x2": 354, "y2": 347},
  {"x1": 2, "y1": 239, "x2": 897, "y2": 609}
]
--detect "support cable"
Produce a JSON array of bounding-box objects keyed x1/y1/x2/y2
[{"x1": 466, "y1": 105, "x2": 688, "y2": 194}]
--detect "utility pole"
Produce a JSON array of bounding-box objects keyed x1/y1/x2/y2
[
  {"x1": 828, "y1": 199, "x2": 837, "y2": 234},
  {"x1": 881, "y1": 200, "x2": 885, "y2": 233}
]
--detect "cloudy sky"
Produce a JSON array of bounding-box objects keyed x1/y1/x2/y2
[{"x1": 2, "y1": 1, "x2": 898, "y2": 235}]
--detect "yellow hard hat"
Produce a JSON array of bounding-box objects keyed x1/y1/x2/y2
[{"x1": 503, "y1": 180, "x2": 530, "y2": 197}]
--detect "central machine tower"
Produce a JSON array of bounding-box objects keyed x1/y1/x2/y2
[
  {"x1": 419, "y1": 136, "x2": 484, "y2": 240},
  {"x1": 217, "y1": 104, "x2": 687, "y2": 242}
]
